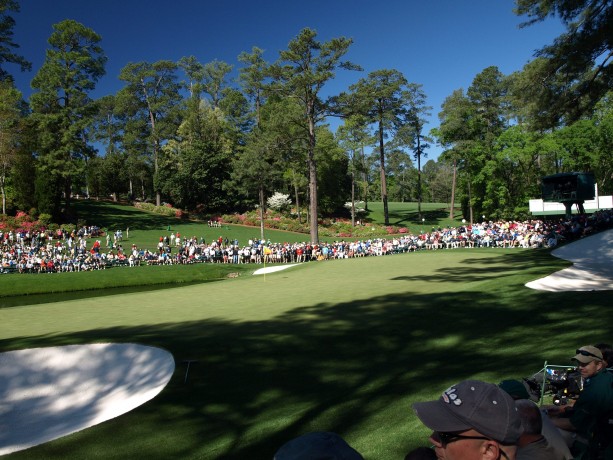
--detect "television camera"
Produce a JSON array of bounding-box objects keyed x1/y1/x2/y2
[{"x1": 524, "y1": 365, "x2": 583, "y2": 405}]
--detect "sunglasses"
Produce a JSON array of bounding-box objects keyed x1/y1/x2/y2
[
  {"x1": 576, "y1": 349, "x2": 601, "y2": 359},
  {"x1": 434, "y1": 432, "x2": 510, "y2": 460},
  {"x1": 435, "y1": 432, "x2": 490, "y2": 447}
]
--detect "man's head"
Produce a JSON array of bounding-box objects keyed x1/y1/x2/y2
[
  {"x1": 514, "y1": 399, "x2": 542, "y2": 437},
  {"x1": 412, "y1": 380, "x2": 521, "y2": 460},
  {"x1": 594, "y1": 343, "x2": 613, "y2": 368},
  {"x1": 498, "y1": 379, "x2": 538, "y2": 402},
  {"x1": 572, "y1": 345, "x2": 605, "y2": 378}
]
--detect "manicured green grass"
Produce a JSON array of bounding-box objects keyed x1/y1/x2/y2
[
  {"x1": 364, "y1": 201, "x2": 464, "y2": 234},
  {"x1": 72, "y1": 200, "x2": 318, "y2": 252},
  {"x1": 0, "y1": 263, "x2": 254, "y2": 304},
  {"x1": 1, "y1": 201, "x2": 609, "y2": 458},
  {"x1": 72, "y1": 200, "x2": 462, "y2": 253},
  {"x1": 2, "y1": 241, "x2": 610, "y2": 459}
]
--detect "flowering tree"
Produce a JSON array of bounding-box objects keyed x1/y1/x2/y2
[
  {"x1": 344, "y1": 201, "x2": 366, "y2": 214},
  {"x1": 267, "y1": 192, "x2": 292, "y2": 212}
]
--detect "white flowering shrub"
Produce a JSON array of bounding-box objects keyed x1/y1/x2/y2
[
  {"x1": 344, "y1": 201, "x2": 366, "y2": 214},
  {"x1": 267, "y1": 192, "x2": 292, "y2": 211}
]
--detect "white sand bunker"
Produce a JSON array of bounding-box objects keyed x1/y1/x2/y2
[
  {"x1": 526, "y1": 228, "x2": 613, "y2": 291},
  {"x1": 253, "y1": 264, "x2": 299, "y2": 275},
  {"x1": 0, "y1": 343, "x2": 174, "y2": 455}
]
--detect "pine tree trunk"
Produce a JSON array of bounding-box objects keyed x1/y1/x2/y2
[
  {"x1": 259, "y1": 186, "x2": 265, "y2": 241},
  {"x1": 293, "y1": 175, "x2": 302, "y2": 224},
  {"x1": 307, "y1": 110, "x2": 319, "y2": 243},
  {"x1": 449, "y1": 159, "x2": 457, "y2": 219},
  {"x1": 378, "y1": 115, "x2": 389, "y2": 225},
  {"x1": 351, "y1": 170, "x2": 355, "y2": 227},
  {"x1": 417, "y1": 137, "x2": 422, "y2": 220}
]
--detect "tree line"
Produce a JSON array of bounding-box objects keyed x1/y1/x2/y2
[{"x1": 1, "y1": 0, "x2": 612, "y2": 243}]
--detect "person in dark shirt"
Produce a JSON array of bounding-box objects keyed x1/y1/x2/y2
[{"x1": 545, "y1": 345, "x2": 613, "y2": 459}]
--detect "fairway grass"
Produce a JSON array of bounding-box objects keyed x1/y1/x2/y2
[{"x1": 2, "y1": 246, "x2": 611, "y2": 459}]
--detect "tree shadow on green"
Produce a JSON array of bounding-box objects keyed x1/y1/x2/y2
[
  {"x1": 392, "y1": 250, "x2": 571, "y2": 284},
  {"x1": 389, "y1": 208, "x2": 452, "y2": 227},
  {"x1": 73, "y1": 200, "x2": 178, "y2": 230},
  {"x1": 3, "y1": 284, "x2": 609, "y2": 460}
]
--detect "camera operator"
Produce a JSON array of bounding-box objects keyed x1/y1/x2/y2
[{"x1": 545, "y1": 345, "x2": 613, "y2": 460}]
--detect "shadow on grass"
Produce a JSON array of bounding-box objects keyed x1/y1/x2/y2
[
  {"x1": 73, "y1": 200, "x2": 178, "y2": 230},
  {"x1": 392, "y1": 250, "x2": 571, "y2": 284},
  {"x1": 0, "y1": 280, "x2": 224, "y2": 309},
  {"x1": 2, "y1": 282, "x2": 610, "y2": 459},
  {"x1": 389, "y1": 208, "x2": 452, "y2": 227}
]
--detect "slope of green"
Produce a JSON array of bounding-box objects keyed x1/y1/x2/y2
[{"x1": 2, "y1": 242, "x2": 606, "y2": 460}]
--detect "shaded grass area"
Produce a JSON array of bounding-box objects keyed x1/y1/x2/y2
[
  {"x1": 2, "y1": 248, "x2": 607, "y2": 459},
  {"x1": 0, "y1": 264, "x2": 254, "y2": 305},
  {"x1": 73, "y1": 199, "x2": 179, "y2": 231},
  {"x1": 364, "y1": 201, "x2": 464, "y2": 234},
  {"x1": 72, "y1": 200, "x2": 319, "y2": 251}
]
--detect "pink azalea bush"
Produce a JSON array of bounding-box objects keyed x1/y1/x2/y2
[{"x1": 0, "y1": 211, "x2": 49, "y2": 234}]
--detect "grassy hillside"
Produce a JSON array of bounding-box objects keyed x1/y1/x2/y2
[
  {"x1": 363, "y1": 201, "x2": 464, "y2": 232},
  {"x1": 72, "y1": 200, "x2": 463, "y2": 253}
]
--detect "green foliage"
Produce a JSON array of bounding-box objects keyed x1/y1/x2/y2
[
  {"x1": 315, "y1": 128, "x2": 351, "y2": 214},
  {"x1": 201, "y1": 59, "x2": 234, "y2": 108},
  {"x1": 221, "y1": 208, "x2": 415, "y2": 238},
  {"x1": 60, "y1": 222, "x2": 76, "y2": 234},
  {"x1": 343, "y1": 69, "x2": 413, "y2": 224},
  {"x1": 555, "y1": 119, "x2": 599, "y2": 171},
  {"x1": 117, "y1": 60, "x2": 182, "y2": 205},
  {"x1": 134, "y1": 201, "x2": 181, "y2": 217},
  {"x1": 0, "y1": 80, "x2": 24, "y2": 213},
  {"x1": 29, "y1": 19, "x2": 106, "y2": 217},
  {"x1": 7, "y1": 135, "x2": 36, "y2": 213},
  {"x1": 6, "y1": 21, "x2": 613, "y2": 227},
  {"x1": 0, "y1": 0, "x2": 32, "y2": 82},
  {"x1": 34, "y1": 172, "x2": 62, "y2": 219},
  {"x1": 158, "y1": 101, "x2": 234, "y2": 211},
  {"x1": 514, "y1": 0, "x2": 613, "y2": 122},
  {"x1": 270, "y1": 27, "x2": 360, "y2": 242},
  {"x1": 37, "y1": 213, "x2": 52, "y2": 227}
]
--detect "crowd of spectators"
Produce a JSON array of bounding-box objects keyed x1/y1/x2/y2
[{"x1": 1, "y1": 210, "x2": 612, "y2": 274}]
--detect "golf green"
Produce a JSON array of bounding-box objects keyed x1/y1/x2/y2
[{"x1": 1, "y1": 248, "x2": 610, "y2": 459}]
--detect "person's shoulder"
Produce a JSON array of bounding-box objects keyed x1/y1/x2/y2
[
  {"x1": 592, "y1": 369, "x2": 613, "y2": 386},
  {"x1": 517, "y1": 437, "x2": 558, "y2": 460}
]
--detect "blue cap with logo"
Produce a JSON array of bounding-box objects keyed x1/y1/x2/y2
[{"x1": 412, "y1": 379, "x2": 522, "y2": 445}]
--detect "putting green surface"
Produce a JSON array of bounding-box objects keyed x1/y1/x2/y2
[
  {"x1": 1, "y1": 250, "x2": 547, "y2": 335},
  {"x1": 1, "y1": 248, "x2": 610, "y2": 459}
]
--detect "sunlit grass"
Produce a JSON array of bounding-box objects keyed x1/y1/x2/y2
[{"x1": 2, "y1": 242, "x2": 608, "y2": 459}]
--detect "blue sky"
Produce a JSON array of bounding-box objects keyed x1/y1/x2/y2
[{"x1": 11, "y1": 0, "x2": 565, "y2": 160}]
